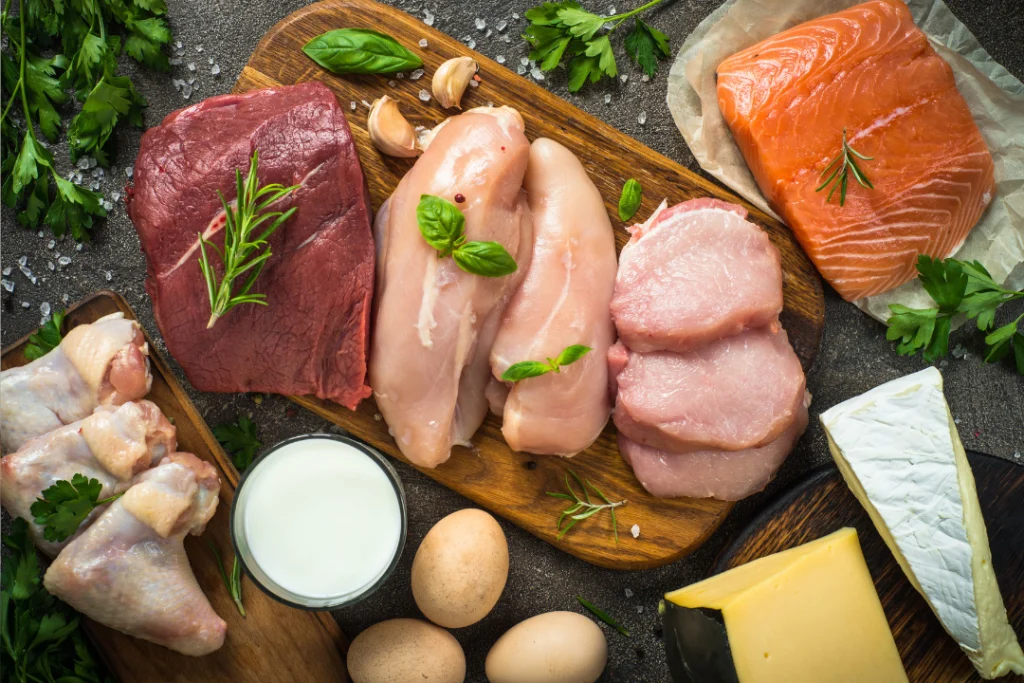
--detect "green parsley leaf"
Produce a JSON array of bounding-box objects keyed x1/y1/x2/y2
[
  {"x1": 213, "y1": 414, "x2": 263, "y2": 472},
  {"x1": 584, "y1": 34, "x2": 617, "y2": 78},
  {"x1": 916, "y1": 255, "x2": 967, "y2": 312},
  {"x1": 47, "y1": 176, "x2": 106, "y2": 241},
  {"x1": 568, "y1": 53, "x2": 603, "y2": 92},
  {"x1": 618, "y1": 178, "x2": 642, "y2": 221},
  {"x1": 417, "y1": 195, "x2": 518, "y2": 277},
  {"x1": 12, "y1": 132, "x2": 53, "y2": 195},
  {"x1": 24, "y1": 310, "x2": 66, "y2": 360},
  {"x1": 30, "y1": 474, "x2": 116, "y2": 543},
  {"x1": 525, "y1": 0, "x2": 580, "y2": 25},
  {"x1": 558, "y1": 6, "x2": 607, "y2": 42},
  {"x1": 68, "y1": 74, "x2": 146, "y2": 163},
  {"x1": 502, "y1": 344, "x2": 592, "y2": 382},
  {"x1": 624, "y1": 18, "x2": 671, "y2": 77}
]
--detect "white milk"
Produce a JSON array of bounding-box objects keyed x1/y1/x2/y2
[{"x1": 236, "y1": 437, "x2": 403, "y2": 602}]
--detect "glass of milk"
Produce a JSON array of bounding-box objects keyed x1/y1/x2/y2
[{"x1": 230, "y1": 434, "x2": 407, "y2": 610}]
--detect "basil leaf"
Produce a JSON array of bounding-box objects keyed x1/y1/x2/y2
[
  {"x1": 618, "y1": 178, "x2": 642, "y2": 221},
  {"x1": 303, "y1": 28, "x2": 423, "y2": 75},
  {"x1": 453, "y1": 241, "x2": 518, "y2": 278},
  {"x1": 417, "y1": 194, "x2": 465, "y2": 255},
  {"x1": 555, "y1": 344, "x2": 592, "y2": 367},
  {"x1": 502, "y1": 360, "x2": 554, "y2": 382}
]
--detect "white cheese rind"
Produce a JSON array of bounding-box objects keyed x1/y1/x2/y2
[{"x1": 821, "y1": 367, "x2": 980, "y2": 650}]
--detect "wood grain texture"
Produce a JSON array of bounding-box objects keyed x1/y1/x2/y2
[
  {"x1": 234, "y1": 0, "x2": 826, "y2": 570},
  {"x1": 1, "y1": 292, "x2": 349, "y2": 683},
  {"x1": 716, "y1": 454, "x2": 1024, "y2": 683}
]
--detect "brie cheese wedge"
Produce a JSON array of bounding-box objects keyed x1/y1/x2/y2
[{"x1": 821, "y1": 367, "x2": 1024, "y2": 679}]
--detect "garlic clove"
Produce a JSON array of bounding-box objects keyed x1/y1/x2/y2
[
  {"x1": 431, "y1": 57, "x2": 479, "y2": 110},
  {"x1": 367, "y1": 96, "x2": 421, "y2": 158}
]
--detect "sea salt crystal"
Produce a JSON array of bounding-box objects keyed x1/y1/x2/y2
[
  {"x1": 530, "y1": 67, "x2": 544, "y2": 81},
  {"x1": 89, "y1": 180, "x2": 100, "y2": 191},
  {"x1": 76, "y1": 157, "x2": 91, "y2": 170},
  {"x1": 636, "y1": 605, "x2": 644, "y2": 613},
  {"x1": 76, "y1": 244, "x2": 83, "y2": 252},
  {"x1": 607, "y1": 6, "x2": 617, "y2": 12},
  {"x1": 92, "y1": 167, "x2": 104, "y2": 178},
  {"x1": 496, "y1": 55, "x2": 506, "y2": 64},
  {"x1": 62, "y1": 294, "x2": 69, "y2": 303},
  {"x1": 620, "y1": 74, "x2": 628, "y2": 83},
  {"x1": 1015, "y1": 451, "x2": 1021, "y2": 459},
  {"x1": 211, "y1": 64, "x2": 221, "y2": 76},
  {"x1": 350, "y1": 101, "x2": 357, "y2": 110},
  {"x1": 410, "y1": 68, "x2": 425, "y2": 80},
  {"x1": 20, "y1": 265, "x2": 35, "y2": 284},
  {"x1": 125, "y1": 167, "x2": 133, "y2": 178},
  {"x1": 475, "y1": 18, "x2": 486, "y2": 30},
  {"x1": 2, "y1": 267, "x2": 10, "y2": 276},
  {"x1": 21, "y1": 301, "x2": 30, "y2": 309},
  {"x1": 418, "y1": 89, "x2": 431, "y2": 102},
  {"x1": 196, "y1": 45, "x2": 204, "y2": 52},
  {"x1": 47, "y1": 262, "x2": 55, "y2": 271},
  {"x1": 516, "y1": 65, "x2": 526, "y2": 75},
  {"x1": 397, "y1": 72, "x2": 406, "y2": 79},
  {"x1": 637, "y1": 111, "x2": 647, "y2": 125},
  {"x1": 624, "y1": 588, "x2": 634, "y2": 598},
  {"x1": 388, "y1": 80, "x2": 397, "y2": 87},
  {"x1": 169, "y1": 57, "x2": 183, "y2": 66},
  {"x1": 58, "y1": 256, "x2": 72, "y2": 266},
  {"x1": 187, "y1": 62, "x2": 196, "y2": 72},
  {"x1": 630, "y1": 524, "x2": 640, "y2": 538},
  {"x1": 182, "y1": 83, "x2": 193, "y2": 99},
  {"x1": 175, "y1": 40, "x2": 183, "y2": 49},
  {"x1": 604, "y1": 94, "x2": 611, "y2": 104},
  {"x1": 419, "y1": 38, "x2": 429, "y2": 48},
  {"x1": 47, "y1": 240, "x2": 55, "y2": 249},
  {"x1": 1, "y1": 279, "x2": 14, "y2": 293},
  {"x1": 172, "y1": 78, "x2": 186, "y2": 91},
  {"x1": 40, "y1": 302, "x2": 50, "y2": 317},
  {"x1": 208, "y1": 57, "x2": 214, "y2": 65},
  {"x1": 512, "y1": 12, "x2": 519, "y2": 19},
  {"x1": 104, "y1": 271, "x2": 113, "y2": 282},
  {"x1": 18, "y1": 256, "x2": 28, "y2": 267},
  {"x1": 423, "y1": 10, "x2": 434, "y2": 26},
  {"x1": 497, "y1": 20, "x2": 508, "y2": 31},
  {"x1": 502, "y1": 34, "x2": 511, "y2": 43},
  {"x1": 520, "y1": 56, "x2": 529, "y2": 66},
  {"x1": 362, "y1": 99, "x2": 373, "y2": 109},
  {"x1": 466, "y1": 39, "x2": 476, "y2": 49},
  {"x1": 641, "y1": 74, "x2": 650, "y2": 82},
  {"x1": 111, "y1": 191, "x2": 121, "y2": 202}
]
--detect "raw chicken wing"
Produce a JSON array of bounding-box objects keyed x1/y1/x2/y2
[
  {"x1": 490, "y1": 138, "x2": 617, "y2": 456},
  {"x1": 370, "y1": 107, "x2": 532, "y2": 467},
  {"x1": 1, "y1": 400, "x2": 176, "y2": 556},
  {"x1": 44, "y1": 452, "x2": 226, "y2": 656},
  {"x1": 1, "y1": 313, "x2": 152, "y2": 453}
]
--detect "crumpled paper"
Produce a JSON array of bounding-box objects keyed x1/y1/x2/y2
[{"x1": 666, "y1": 0, "x2": 1024, "y2": 322}]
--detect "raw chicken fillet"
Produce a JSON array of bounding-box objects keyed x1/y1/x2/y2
[{"x1": 716, "y1": 0, "x2": 995, "y2": 301}]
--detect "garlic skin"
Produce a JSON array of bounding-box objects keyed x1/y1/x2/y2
[
  {"x1": 368, "y1": 96, "x2": 421, "y2": 158},
  {"x1": 432, "y1": 57, "x2": 479, "y2": 109}
]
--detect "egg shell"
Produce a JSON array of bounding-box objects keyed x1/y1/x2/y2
[
  {"x1": 485, "y1": 611, "x2": 608, "y2": 683},
  {"x1": 412, "y1": 508, "x2": 509, "y2": 628},
  {"x1": 347, "y1": 618, "x2": 465, "y2": 683}
]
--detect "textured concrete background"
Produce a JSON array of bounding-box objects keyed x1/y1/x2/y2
[{"x1": 1, "y1": 0, "x2": 1022, "y2": 680}]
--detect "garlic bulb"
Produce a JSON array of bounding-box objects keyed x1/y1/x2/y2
[
  {"x1": 431, "y1": 57, "x2": 479, "y2": 109},
  {"x1": 367, "y1": 96, "x2": 421, "y2": 158}
]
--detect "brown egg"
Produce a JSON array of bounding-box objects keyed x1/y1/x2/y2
[
  {"x1": 411, "y1": 508, "x2": 509, "y2": 628},
  {"x1": 485, "y1": 611, "x2": 608, "y2": 683},
  {"x1": 347, "y1": 618, "x2": 465, "y2": 683}
]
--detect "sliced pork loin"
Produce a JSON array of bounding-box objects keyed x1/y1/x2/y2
[
  {"x1": 618, "y1": 395, "x2": 808, "y2": 500},
  {"x1": 127, "y1": 82, "x2": 374, "y2": 409},
  {"x1": 610, "y1": 198, "x2": 783, "y2": 353},
  {"x1": 612, "y1": 328, "x2": 806, "y2": 453}
]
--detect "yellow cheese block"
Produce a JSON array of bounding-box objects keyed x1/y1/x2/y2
[{"x1": 665, "y1": 528, "x2": 907, "y2": 683}]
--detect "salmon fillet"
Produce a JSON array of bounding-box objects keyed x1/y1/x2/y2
[{"x1": 716, "y1": 0, "x2": 995, "y2": 301}]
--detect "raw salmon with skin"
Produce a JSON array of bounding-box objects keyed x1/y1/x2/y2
[{"x1": 716, "y1": 0, "x2": 995, "y2": 301}]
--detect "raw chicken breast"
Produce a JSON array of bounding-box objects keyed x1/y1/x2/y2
[
  {"x1": 44, "y1": 453, "x2": 226, "y2": 656},
  {"x1": 490, "y1": 138, "x2": 617, "y2": 456},
  {"x1": 716, "y1": 0, "x2": 995, "y2": 301},
  {"x1": 370, "y1": 107, "x2": 532, "y2": 467},
  {"x1": 611, "y1": 198, "x2": 782, "y2": 353},
  {"x1": 619, "y1": 396, "x2": 808, "y2": 500},
  {"x1": 613, "y1": 328, "x2": 806, "y2": 452},
  {"x1": 1, "y1": 400, "x2": 176, "y2": 557},
  {"x1": 1, "y1": 313, "x2": 152, "y2": 454}
]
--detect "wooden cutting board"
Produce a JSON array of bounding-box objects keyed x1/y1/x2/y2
[
  {"x1": 234, "y1": 0, "x2": 826, "y2": 570},
  {"x1": 1, "y1": 291, "x2": 350, "y2": 683},
  {"x1": 715, "y1": 453, "x2": 1024, "y2": 682}
]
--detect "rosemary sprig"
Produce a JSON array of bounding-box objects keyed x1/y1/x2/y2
[
  {"x1": 816, "y1": 127, "x2": 874, "y2": 207},
  {"x1": 547, "y1": 470, "x2": 626, "y2": 543},
  {"x1": 198, "y1": 150, "x2": 299, "y2": 329},
  {"x1": 577, "y1": 596, "x2": 630, "y2": 636},
  {"x1": 207, "y1": 540, "x2": 245, "y2": 617}
]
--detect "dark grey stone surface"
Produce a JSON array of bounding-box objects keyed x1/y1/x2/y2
[{"x1": 1, "y1": 1, "x2": 1021, "y2": 680}]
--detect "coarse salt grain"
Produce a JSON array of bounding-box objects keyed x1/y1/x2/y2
[{"x1": 630, "y1": 524, "x2": 640, "y2": 538}]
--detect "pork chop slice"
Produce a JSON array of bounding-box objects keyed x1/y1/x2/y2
[
  {"x1": 610, "y1": 198, "x2": 782, "y2": 353},
  {"x1": 618, "y1": 395, "x2": 808, "y2": 500},
  {"x1": 612, "y1": 328, "x2": 806, "y2": 452}
]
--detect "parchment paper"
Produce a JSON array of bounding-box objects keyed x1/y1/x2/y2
[{"x1": 666, "y1": 0, "x2": 1024, "y2": 321}]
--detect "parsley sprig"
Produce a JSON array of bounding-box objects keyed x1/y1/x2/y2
[
  {"x1": 524, "y1": 0, "x2": 671, "y2": 92},
  {"x1": 2, "y1": 518, "x2": 115, "y2": 683},
  {"x1": 24, "y1": 309, "x2": 65, "y2": 360},
  {"x1": 30, "y1": 474, "x2": 123, "y2": 542},
  {"x1": 887, "y1": 255, "x2": 1024, "y2": 373},
  {"x1": 213, "y1": 414, "x2": 262, "y2": 472},
  {"x1": 1, "y1": 0, "x2": 173, "y2": 240}
]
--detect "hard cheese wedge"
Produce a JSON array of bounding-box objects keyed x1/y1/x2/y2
[
  {"x1": 662, "y1": 528, "x2": 907, "y2": 683},
  {"x1": 821, "y1": 367, "x2": 1024, "y2": 679}
]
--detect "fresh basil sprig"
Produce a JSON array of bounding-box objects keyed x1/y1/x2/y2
[
  {"x1": 501, "y1": 344, "x2": 592, "y2": 382},
  {"x1": 303, "y1": 28, "x2": 423, "y2": 75},
  {"x1": 417, "y1": 195, "x2": 518, "y2": 278},
  {"x1": 618, "y1": 178, "x2": 642, "y2": 221}
]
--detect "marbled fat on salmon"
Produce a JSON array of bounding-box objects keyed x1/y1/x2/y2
[{"x1": 716, "y1": 0, "x2": 995, "y2": 301}]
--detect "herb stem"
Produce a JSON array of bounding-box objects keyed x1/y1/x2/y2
[
  {"x1": 17, "y1": 9, "x2": 34, "y2": 142},
  {"x1": 610, "y1": 0, "x2": 667, "y2": 28},
  {"x1": 96, "y1": 492, "x2": 124, "y2": 506}
]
